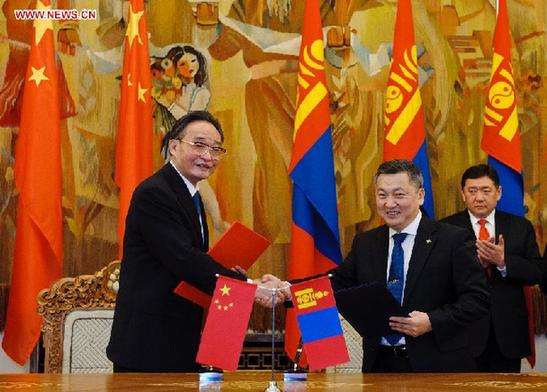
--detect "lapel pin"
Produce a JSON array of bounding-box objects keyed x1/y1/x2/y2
[{"x1": 426, "y1": 239, "x2": 432, "y2": 244}]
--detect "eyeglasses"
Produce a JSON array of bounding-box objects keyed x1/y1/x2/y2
[{"x1": 177, "y1": 139, "x2": 227, "y2": 158}]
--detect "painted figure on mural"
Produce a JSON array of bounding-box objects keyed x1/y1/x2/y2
[
  {"x1": 207, "y1": 0, "x2": 382, "y2": 246},
  {"x1": 154, "y1": 45, "x2": 211, "y2": 119}
]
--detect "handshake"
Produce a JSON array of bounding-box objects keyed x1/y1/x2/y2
[
  {"x1": 253, "y1": 274, "x2": 292, "y2": 308},
  {"x1": 230, "y1": 266, "x2": 291, "y2": 307}
]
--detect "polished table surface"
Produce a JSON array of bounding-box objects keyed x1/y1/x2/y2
[{"x1": 1, "y1": 372, "x2": 547, "y2": 391}]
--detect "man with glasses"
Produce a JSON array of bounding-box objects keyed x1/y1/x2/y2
[{"x1": 107, "y1": 111, "x2": 273, "y2": 372}]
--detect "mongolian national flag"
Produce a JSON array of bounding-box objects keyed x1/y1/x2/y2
[
  {"x1": 285, "y1": 0, "x2": 343, "y2": 367},
  {"x1": 383, "y1": 0, "x2": 434, "y2": 217},
  {"x1": 481, "y1": 0, "x2": 523, "y2": 216},
  {"x1": 2, "y1": 0, "x2": 63, "y2": 365},
  {"x1": 115, "y1": 0, "x2": 153, "y2": 257},
  {"x1": 481, "y1": 0, "x2": 535, "y2": 367},
  {"x1": 196, "y1": 276, "x2": 256, "y2": 371},
  {"x1": 290, "y1": 277, "x2": 349, "y2": 370}
]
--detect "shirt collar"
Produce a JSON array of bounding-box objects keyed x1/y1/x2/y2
[
  {"x1": 389, "y1": 210, "x2": 422, "y2": 238},
  {"x1": 170, "y1": 161, "x2": 198, "y2": 196},
  {"x1": 467, "y1": 208, "x2": 496, "y2": 226}
]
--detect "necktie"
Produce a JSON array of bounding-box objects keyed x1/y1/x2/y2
[
  {"x1": 192, "y1": 192, "x2": 204, "y2": 245},
  {"x1": 478, "y1": 219, "x2": 490, "y2": 240},
  {"x1": 478, "y1": 219, "x2": 492, "y2": 277},
  {"x1": 385, "y1": 232, "x2": 408, "y2": 345}
]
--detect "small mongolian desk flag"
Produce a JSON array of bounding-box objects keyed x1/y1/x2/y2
[
  {"x1": 290, "y1": 276, "x2": 349, "y2": 370},
  {"x1": 196, "y1": 276, "x2": 256, "y2": 371}
]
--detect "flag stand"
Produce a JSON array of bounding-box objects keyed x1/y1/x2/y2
[
  {"x1": 283, "y1": 338, "x2": 307, "y2": 382},
  {"x1": 264, "y1": 289, "x2": 281, "y2": 392}
]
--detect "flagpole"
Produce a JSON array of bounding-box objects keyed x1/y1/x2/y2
[
  {"x1": 264, "y1": 289, "x2": 280, "y2": 392},
  {"x1": 263, "y1": 281, "x2": 292, "y2": 392}
]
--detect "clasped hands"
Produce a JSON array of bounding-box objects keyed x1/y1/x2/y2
[
  {"x1": 253, "y1": 274, "x2": 291, "y2": 308},
  {"x1": 476, "y1": 234, "x2": 505, "y2": 269},
  {"x1": 231, "y1": 266, "x2": 290, "y2": 307}
]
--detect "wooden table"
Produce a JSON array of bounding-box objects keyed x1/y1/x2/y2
[{"x1": 1, "y1": 372, "x2": 547, "y2": 391}]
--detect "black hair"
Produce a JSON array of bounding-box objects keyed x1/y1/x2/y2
[
  {"x1": 374, "y1": 159, "x2": 424, "y2": 188},
  {"x1": 460, "y1": 164, "x2": 500, "y2": 189},
  {"x1": 161, "y1": 111, "x2": 223, "y2": 159}
]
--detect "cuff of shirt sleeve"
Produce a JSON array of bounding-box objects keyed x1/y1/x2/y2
[{"x1": 497, "y1": 265, "x2": 507, "y2": 277}]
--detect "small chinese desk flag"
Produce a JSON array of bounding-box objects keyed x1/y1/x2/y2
[
  {"x1": 196, "y1": 276, "x2": 256, "y2": 371},
  {"x1": 290, "y1": 276, "x2": 349, "y2": 370}
]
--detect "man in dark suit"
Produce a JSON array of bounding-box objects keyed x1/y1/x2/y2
[
  {"x1": 107, "y1": 111, "x2": 272, "y2": 372},
  {"x1": 442, "y1": 163, "x2": 542, "y2": 372},
  {"x1": 269, "y1": 160, "x2": 489, "y2": 372}
]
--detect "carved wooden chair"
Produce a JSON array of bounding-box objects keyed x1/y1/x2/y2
[
  {"x1": 327, "y1": 316, "x2": 363, "y2": 373},
  {"x1": 37, "y1": 260, "x2": 120, "y2": 373}
]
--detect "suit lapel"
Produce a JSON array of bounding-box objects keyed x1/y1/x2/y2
[
  {"x1": 161, "y1": 164, "x2": 204, "y2": 249},
  {"x1": 494, "y1": 210, "x2": 506, "y2": 239},
  {"x1": 459, "y1": 211, "x2": 475, "y2": 235},
  {"x1": 200, "y1": 198, "x2": 209, "y2": 251},
  {"x1": 403, "y1": 217, "x2": 436, "y2": 305},
  {"x1": 375, "y1": 226, "x2": 390, "y2": 284}
]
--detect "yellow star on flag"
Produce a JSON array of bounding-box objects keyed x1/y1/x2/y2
[
  {"x1": 33, "y1": 0, "x2": 53, "y2": 45},
  {"x1": 28, "y1": 66, "x2": 49, "y2": 87},
  {"x1": 137, "y1": 82, "x2": 148, "y2": 102},
  {"x1": 220, "y1": 284, "x2": 231, "y2": 296},
  {"x1": 126, "y1": 4, "x2": 144, "y2": 48},
  {"x1": 127, "y1": 73, "x2": 133, "y2": 87}
]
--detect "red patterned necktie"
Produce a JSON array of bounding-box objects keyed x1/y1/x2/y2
[{"x1": 478, "y1": 219, "x2": 490, "y2": 240}]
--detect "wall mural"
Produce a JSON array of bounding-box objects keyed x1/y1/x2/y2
[{"x1": 0, "y1": 0, "x2": 545, "y2": 331}]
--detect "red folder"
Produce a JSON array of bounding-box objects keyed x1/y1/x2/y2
[{"x1": 173, "y1": 221, "x2": 270, "y2": 308}]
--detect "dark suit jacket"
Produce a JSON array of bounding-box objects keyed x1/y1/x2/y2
[
  {"x1": 107, "y1": 163, "x2": 244, "y2": 372},
  {"x1": 330, "y1": 217, "x2": 489, "y2": 372},
  {"x1": 541, "y1": 245, "x2": 547, "y2": 294},
  {"x1": 441, "y1": 210, "x2": 541, "y2": 359}
]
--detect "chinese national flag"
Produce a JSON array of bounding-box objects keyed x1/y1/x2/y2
[
  {"x1": 196, "y1": 276, "x2": 256, "y2": 371},
  {"x1": 115, "y1": 0, "x2": 153, "y2": 257},
  {"x1": 2, "y1": 0, "x2": 63, "y2": 365}
]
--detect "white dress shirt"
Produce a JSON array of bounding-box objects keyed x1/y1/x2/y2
[
  {"x1": 170, "y1": 161, "x2": 203, "y2": 240},
  {"x1": 468, "y1": 209, "x2": 495, "y2": 239}
]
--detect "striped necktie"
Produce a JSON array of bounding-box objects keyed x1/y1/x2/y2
[{"x1": 385, "y1": 232, "x2": 408, "y2": 345}]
